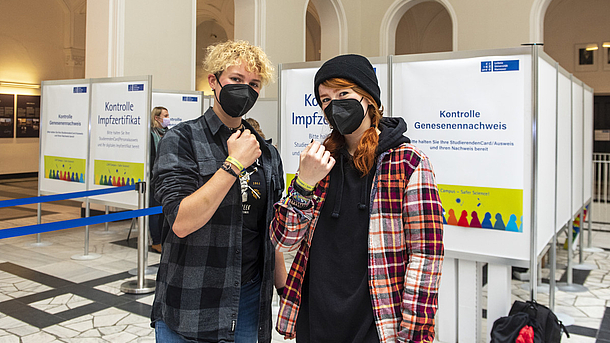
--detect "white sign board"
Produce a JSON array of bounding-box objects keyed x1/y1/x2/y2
[
  {"x1": 583, "y1": 87, "x2": 593, "y2": 203},
  {"x1": 393, "y1": 52, "x2": 530, "y2": 262},
  {"x1": 39, "y1": 81, "x2": 90, "y2": 195},
  {"x1": 88, "y1": 77, "x2": 151, "y2": 208},
  {"x1": 536, "y1": 56, "x2": 558, "y2": 254},
  {"x1": 152, "y1": 90, "x2": 203, "y2": 128},
  {"x1": 572, "y1": 81, "x2": 584, "y2": 214},
  {"x1": 556, "y1": 70, "x2": 572, "y2": 229}
]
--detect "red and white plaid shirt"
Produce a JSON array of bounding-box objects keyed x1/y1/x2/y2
[{"x1": 270, "y1": 143, "x2": 444, "y2": 342}]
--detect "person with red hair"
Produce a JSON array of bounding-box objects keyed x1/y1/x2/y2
[{"x1": 271, "y1": 54, "x2": 444, "y2": 342}]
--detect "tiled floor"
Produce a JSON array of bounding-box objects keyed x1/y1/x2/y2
[{"x1": 0, "y1": 177, "x2": 609, "y2": 342}]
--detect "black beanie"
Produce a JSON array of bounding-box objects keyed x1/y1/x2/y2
[{"x1": 314, "y1": 54, "x2": 381, "y2": 109}]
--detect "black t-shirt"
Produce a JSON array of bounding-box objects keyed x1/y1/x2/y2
[
  {"x1": 240, "y1": 159, "x2": 266, "y2": 283},
  {"x1": 296, "y1": 153, "x2": 379, "y2": 343}
]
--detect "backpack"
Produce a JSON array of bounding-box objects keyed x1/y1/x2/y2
[
  {"x1": 490, "y1": 312, "x2": 543, "y2": 343},
  {"x1": 508, "y1": 300, "x2": 569, "y2": 343}
]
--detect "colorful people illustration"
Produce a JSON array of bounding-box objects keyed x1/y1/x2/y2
[
  {"x1": 447, "y1": 208, "x2": 458, "y2": 225},
  {"x1": 493, "y1": 213, "x2": 506, "y2": 230},
  {"x1": 469, "y1": 211, "x2": 482, "y2": 228},
  {"x1": 506, "y1": 214, "x2": 519, "y2": 232},
  {"x1": 457, "y1": 210, "x2": 469, "y2": 227},
  {"x1": 481, "y1": 212, "x2": 493, "y2": 229}
]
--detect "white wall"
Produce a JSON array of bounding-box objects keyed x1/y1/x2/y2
[
  {"x1": 124, "y1": 0, "x2": 196, "y2": 90},
  {"x1": 0, "y1": 0, "x2": 78, "y2": 175}
]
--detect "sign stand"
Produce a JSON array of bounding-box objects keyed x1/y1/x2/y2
[
  {"x1": 71, "y1": 198, "x2": 102, "y2": 260},
  {"x1": 94, "y1": 205, "x2": 118, "y2": 235},
  {"x1": 27, "y1": 202, "x2": 52, "y2": 247}
]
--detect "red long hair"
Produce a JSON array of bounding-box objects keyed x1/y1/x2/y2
[{"x1": 321, "y1": 78, "x2": 383, "y2": 176}]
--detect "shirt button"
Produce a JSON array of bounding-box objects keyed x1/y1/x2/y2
[{"x1": 235, "y1": 281, "x2": 239, "y2": 286}]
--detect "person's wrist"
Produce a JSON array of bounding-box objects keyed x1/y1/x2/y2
[
  {"x1": 295, "y1": 175, "x2": 315, "y2": 191},
  {"x1": 293, "y1": 179, "x2": 313, "y2": 196},
  {"x1": 220, "y1": 161, "x2": 239, "y2": 177},
  {"x1": 226, "y1": 156, "x2": 245, "y2": 174},
  {"x1": 228, "y1": 163, "x2": 240, "y2": 175}
]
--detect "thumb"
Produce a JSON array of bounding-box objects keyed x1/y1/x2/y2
[{"x1": 229, "y1": 129, "x2": 242, "y2": 141}]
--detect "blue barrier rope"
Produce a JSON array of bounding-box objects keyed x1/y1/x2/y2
[
  {"x1": 0, "y1": 206, "x2": 162, "y2": 240},
  {"x1": 0, "y1": 185, "x2": 137, "y2": 208}
]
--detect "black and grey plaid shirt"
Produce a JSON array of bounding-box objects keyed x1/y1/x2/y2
[{"x1": 151, "y1": 108, "x2": 284, "y2": 342}]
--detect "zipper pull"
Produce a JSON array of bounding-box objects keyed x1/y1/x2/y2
[{"x1": 231, "y1": 320, "x2": 236, "y2": 332}]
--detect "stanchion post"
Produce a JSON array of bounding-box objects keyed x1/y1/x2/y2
[
  {"x1": 120, "y1": 182, "x2": 155, "y2": 294},
  {"x1": 137, "y1": 184, "x2": 146, "y2": 288},
  {"x1": 128, "y1": 184, "x2": 158, "y2": 276}
]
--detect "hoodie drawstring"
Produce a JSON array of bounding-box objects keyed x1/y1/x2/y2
[
  {"x1": 331, "y1": 154, "x2": 344, "y2": 218},
  {"x1": 331, "y1": 153, "x2": 370, "y2": 218},
  {"x1": 358, "y1": 172, "x2": 368, "y2": 211}
]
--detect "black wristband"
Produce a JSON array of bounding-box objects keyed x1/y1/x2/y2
[
  {"x1": 293, "y1": 180, "x2": 313, "y2": 196},
  {"x1": 276, "y1": 287, "x2": 285, "y2": 296},
  {"x1": 220, "y1": 161, "x2": 239, "y2": 177}
]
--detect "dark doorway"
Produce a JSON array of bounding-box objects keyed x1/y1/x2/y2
[{"x1": 594, "y1": 96, "x2": 610, "y2": 153}]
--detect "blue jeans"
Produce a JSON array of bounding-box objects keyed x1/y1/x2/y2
[
  {"x1": 235, "y1": 273, "x2": 261, "y2": 343},
  {"x1": 155, "y1": 320, "x2": 197, "y2": 342},
  {"x1": 155, "y1": 274, "x2": 261, "y2": 343}
]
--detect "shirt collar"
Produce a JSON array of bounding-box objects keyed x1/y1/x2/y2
[{"x1": 204, "y1": 107, "x2": 232, "y2": 136}]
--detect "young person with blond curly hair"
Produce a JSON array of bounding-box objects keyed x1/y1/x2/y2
[
  {"x1": 151, "y1": 40, "x2": 286, "y2": 343},
  {"x1": 271, "y1": 54, "x2": 444, "y2": 342}
]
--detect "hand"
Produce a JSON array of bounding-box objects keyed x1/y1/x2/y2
[
  {"x1": 227, "y1": 129, "x2": 261, "y2": 169},
  {"x1": 297, "y1": 140, "x2": 335, "y2": 186}
]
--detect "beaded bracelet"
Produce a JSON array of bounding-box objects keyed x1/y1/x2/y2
[
  {"x1": 220, "y1": 161, "x2": 239, "y2": 177},
  {"x1": 289, "y1": 189, "x2": 313, "y2": 210},
  {"x1": 225, "y1": 156, "x2": 245, "y2": 174}
]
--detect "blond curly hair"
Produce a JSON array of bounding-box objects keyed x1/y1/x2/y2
[{"x1": 203, "y1": 40, "x2": 274, "y2": 85}]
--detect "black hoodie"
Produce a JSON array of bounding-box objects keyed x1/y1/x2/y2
[{"x1": 296, "y1": 117, "x2": 410, "y2": 342}]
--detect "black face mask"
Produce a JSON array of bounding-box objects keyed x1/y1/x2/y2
[
  {"x1": 214, "y1": 78, "x2": 259, "y2": 118},
  {"x1": 323, "y1": 97, "x2": 365, "y2": 135}
]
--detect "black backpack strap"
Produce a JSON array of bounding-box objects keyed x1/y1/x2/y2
[{"x1": 560, "y1": 322, "x2": 570, "y2": 338}]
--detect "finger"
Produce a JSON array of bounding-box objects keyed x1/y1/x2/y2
[
  {"x1": 308, "y1": 140, "x2": 320, "y2": 155},
  {"x1": 230, "y1": 129, "x2": 242, "y2": 140},
  {"x1": 301, "y1": 141, "x2": 314, "y2": 154},
  {"x1": 327, "y1": 156, "x2": 336, "y2": 169},
  {"x1": 321, "y1": 150, "x2": 331, "y2": 164},
  {"x1": 314, "y1": 143, "x2": 326, "y2": 158}
]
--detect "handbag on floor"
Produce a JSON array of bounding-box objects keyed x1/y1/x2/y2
[{"x1": 508, "y1": 300, "x2": 569, "y2": 343}]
